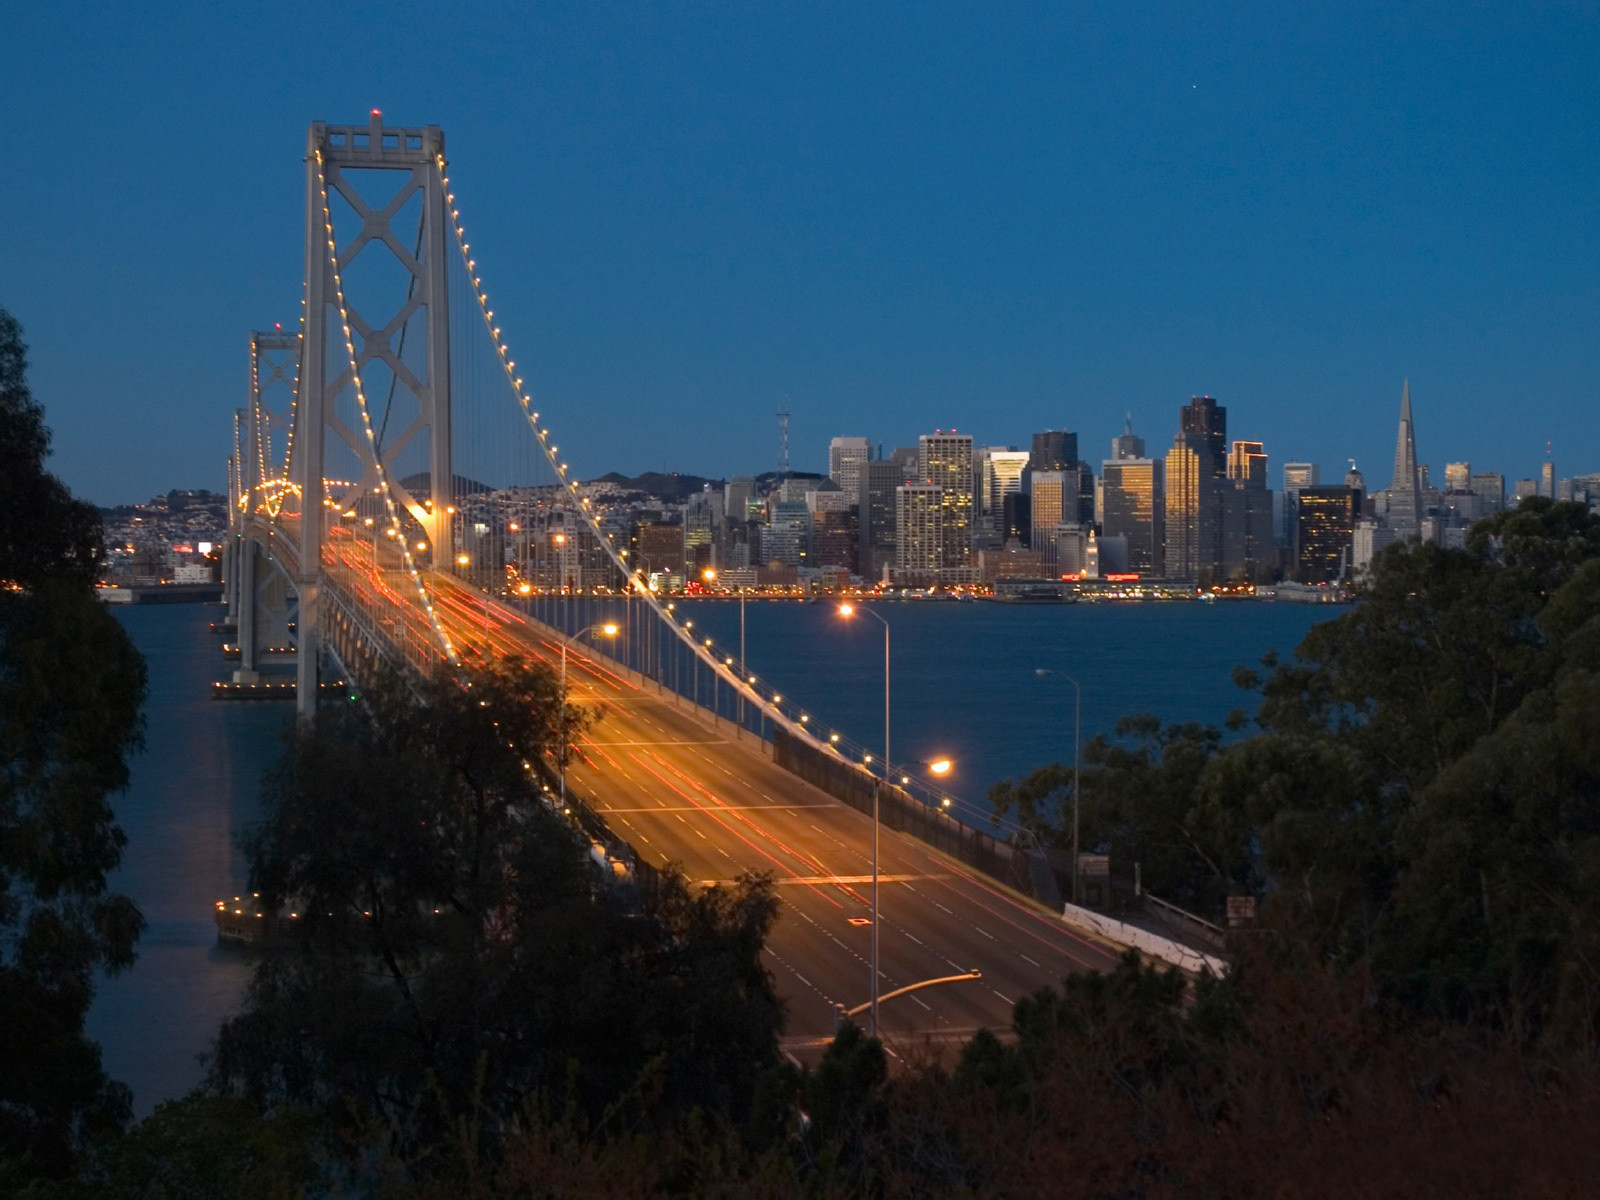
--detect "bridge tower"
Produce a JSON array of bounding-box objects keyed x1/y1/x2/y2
[
  {"x1": 293, "y1": 112, "x2": 455, "y2": 716},
  {"x1": 229, "y1": 329, "x2": 300, "y2": 686}
]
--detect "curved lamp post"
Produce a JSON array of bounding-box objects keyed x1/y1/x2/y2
[{"x1": 836, "y1": 604, "x2": 956, "y2": 1035}]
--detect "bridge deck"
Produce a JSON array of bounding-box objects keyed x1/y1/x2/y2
[{"x1": 358, "y1": 568, "x2": 1123, "y2": 1054}]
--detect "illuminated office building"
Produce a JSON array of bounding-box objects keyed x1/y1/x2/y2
[
  {"x1": 918, "y1": 431, "x2": 975, "y2": 576},
  {"x1": 1029, "y1": 469, "x2": 1068, "y2": 570},
  {"x1": 1030, "y1": 429, "x2": 1078, "y2": 471},
  {"x1": 1227, "y1": 440, "x2": 1267, "y2": 489},
  {"x1": 1163, "y1": 432, "x2": 1214, "y2": 581},
  {"x1": 857, "y1": 459, "x2": 903, "y2": 581},
  {"x1": 977, "y1": 447, "x2": 1030, "y2": 536},
  {"x1": 1180, "y1": 396, "x2": 1228, "y2": 478},
  {"x1": 1100, "y1": 456, "x2": 1164, "y2": 576},
  {"x1": 895, "y1": 482, "x2": 944, "y2": 582},
  {"x1": 828, "y1": 436, "x2": 871, "y2": 500},
  {"x1": 1296, "y1": 486, "x2": 1361, "y2": 582}
]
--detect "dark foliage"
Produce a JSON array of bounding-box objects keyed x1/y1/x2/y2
[
  {"x1": 208, "y1": 657, "x2": 788, "y2": 1172},
  {"x1": 0, "y1": 309, "x2": 147, "y2": 1181}
]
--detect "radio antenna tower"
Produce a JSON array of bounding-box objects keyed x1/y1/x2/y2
[{"x1": 776, "y1": 405, "x2": 790, "y2": 477}]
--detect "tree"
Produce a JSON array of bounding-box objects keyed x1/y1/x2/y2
[
  {"x1": 989, "y1": 714, "x2": 1244, "y2": 911},
  {"x1": 0, "y1": 308, "x2": 147, "y2": 1180},
  {"x1": 210, "y1": 657, "x2": 787, "y2": 1174}
]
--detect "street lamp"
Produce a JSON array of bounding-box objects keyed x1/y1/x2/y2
[
  {"x1": 559, "y1": 621, "x2": 619, "y2": 808},
  {"x1": 1035, "y1": 668, "x2": 1082, "y2": 905},
  {"x1": 837, "y1": 600, "x2": 889, "y2": 1035}
]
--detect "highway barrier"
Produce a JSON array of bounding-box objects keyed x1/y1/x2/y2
[{"x1": 772, "y1": 727, "x2": 1059, "y2": 906}]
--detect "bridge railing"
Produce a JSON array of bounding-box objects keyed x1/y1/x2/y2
[{"x1": 771, "y1": 727, "x2": 1058, "y2": 905}]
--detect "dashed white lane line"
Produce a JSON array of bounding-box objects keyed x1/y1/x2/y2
[
  {"x1": 935, "y1": 902, "x2": 954, "y2": 915},
  {"x1": 974, "y1": 926, "x2": 995, "y2": 940},
  {"x1": 993, "y1": 989, "x2": 1014, "y2": 1005},
  {"x1": 1019, "y1": 953, "x2": 1040, "y2": 967}
]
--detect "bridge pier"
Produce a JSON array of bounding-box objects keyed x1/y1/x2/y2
[
  {"x1": 295, "y1": 578, "x2": 320, "y2": 721},
  {"x1": 232, "y1": 536, "x2": 259, "y2": 684}
]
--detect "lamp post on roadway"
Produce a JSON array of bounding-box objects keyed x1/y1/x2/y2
[
  {"x1": 1035, "y1": 667, "x2": 1082, "y2": 905},
  {"x1": 838, "y1": 601, "x2": 891, "y2": 1036},
  {"x1": 559, "y1": 621, "x2": 618, "y2": 808}
]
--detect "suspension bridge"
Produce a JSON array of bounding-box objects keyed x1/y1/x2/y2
[{"x1": 221, "y1": 113, "x2": 1120, "y2": 1054}]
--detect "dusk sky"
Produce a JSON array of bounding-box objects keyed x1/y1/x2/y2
[{"x1": 4, "y1": 1, "x2": 1597, "y2": 505}]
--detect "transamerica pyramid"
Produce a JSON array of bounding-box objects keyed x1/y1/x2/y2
[{"x1": 1386, "y1": 379, "x2": 1422, "y2": 537}]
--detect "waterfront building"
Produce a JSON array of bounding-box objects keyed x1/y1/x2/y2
[
  {"x1": 895, "y1": 482, "x2": 944, "y2": 582},
  {"x1": 1297, "y1": 486, "x2": 1361, "y2": 582},
  {"x1": 1220, "y1": 482, "x2": 1276, "y2": 581},
  {"x1": 977, "y1": 543, "x2": 1045, "y2": 582},
  {"x1": 828, "y1": 436, "x2": 872, "y2": 500},
  {"x1": 918, "y1": 431, "x2": 975, "y2": 578},
  {"x1": 1053, "y1": 525, "x2": 1093, "y2": 578},
  {"x1": 1180, "y1": 396, "x2": 1228, "y2": 479},
  {"x1": 1386, "y1": 380, "x2": 1423, "y2": 539},
  {"x1": 1100, "y1": 456, "x2": 1164, "y2": 576}
]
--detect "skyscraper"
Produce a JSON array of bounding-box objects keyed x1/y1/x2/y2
[
  {"x1": 1227, "y1": 440, "x2": 1268, "y2": 489},
  {"x1": 1281, "y1": 460, "x2": 1320, "y2": 550},
  {"x1": 1180, "y1": 396, "x2": 1228, "y2": 478},
  {"x1": 895, "y1": 482, "x2": 943, "y2": 581},
  {"x1": 1540, "y1": 459, "x2": 1556, "y2": 499},
  {"x1": 1297, "y1": 486, "x2": 1361, "y2": 582},
  {"x1": 1444, "y1": 461, "x2": 1471, "y2": 493},
  {"x1": 857, "y1": 460, "x2": 904, "y2": 582},
  {"x1": 828, "y1": 436, "x2": 871, "y2": 501},
  {"x1": 1386, "y1": 380, "x2": 1422, "y2": 538},
  {"x1": 1101, "y1": 456, "x2": 1164, "y2": 576},
  {"x1": 918, "y1": 432, "x2": 975, "y2": 577},
  {"x1": 1164, "y1": 432, "x2": 1214, "y2": 582},
  {"x1": 1030, "y1": 430, "x2": 1078, "y2": 471},
  {"x1": 1029, "y1": 469, "x2": 1068, "y2": 571},
  {"x1": 977, "y1": 447, "x2": 1030, "y2": 536}
]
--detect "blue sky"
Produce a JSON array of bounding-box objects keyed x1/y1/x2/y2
[{"x1": 3, "y1": 1, "x2": 1596, "y2": 504}]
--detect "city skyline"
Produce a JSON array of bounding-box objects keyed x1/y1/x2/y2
[{"x1": 5, "y1": 4, "x2": 1598, "y2": 505}]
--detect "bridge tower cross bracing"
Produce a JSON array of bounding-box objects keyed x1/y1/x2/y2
[
  {"x1": 228, "y1": 329, "x2": 301, "y2": 684},
  {"x1": 296, "y1": 113, "x2": 454, "y2": 716}
]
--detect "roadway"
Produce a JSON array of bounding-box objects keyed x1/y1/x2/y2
[{"x1": 324, "y1": 543, "x2": 1123, "y2": 1056}]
